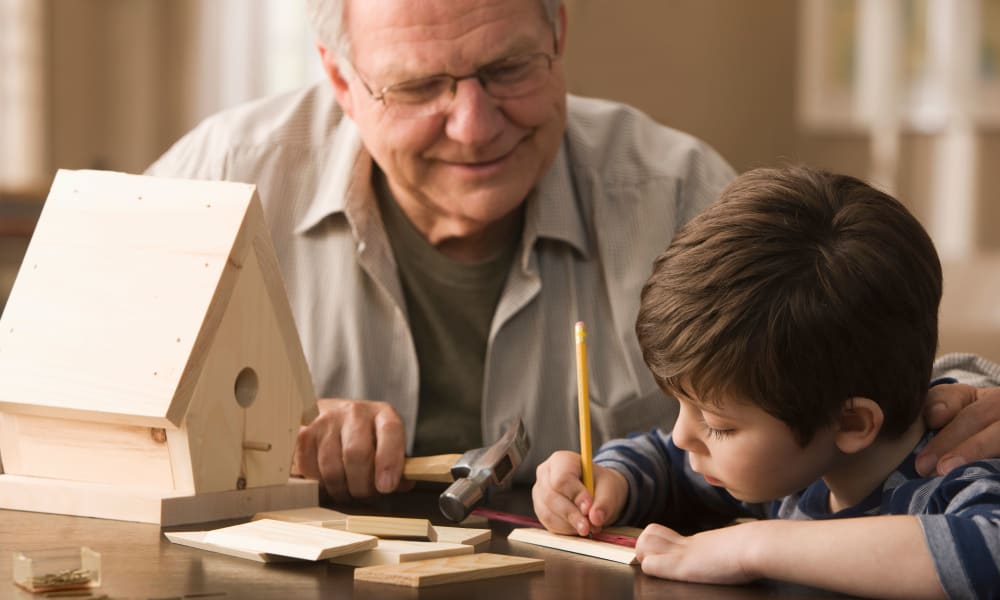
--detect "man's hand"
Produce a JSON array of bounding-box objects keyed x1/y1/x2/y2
[
  {"x1": 532, "y1": 450, "x2": 628, "y2": 536},
  {"x1": 917, "y1": 384, "x2": 1000, "y2": 476},
  {"x1": 294, "y1": 398, "x2": 407, "y2": 502}
]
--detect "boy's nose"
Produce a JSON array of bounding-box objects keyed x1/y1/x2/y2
[{"x1": 672, "y1": 404, "x2": 707, "y2": 454}]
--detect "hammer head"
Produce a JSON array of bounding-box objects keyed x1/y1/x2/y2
[{"x1": 438, "y1": 418, "x2": 530, "y2": 522}]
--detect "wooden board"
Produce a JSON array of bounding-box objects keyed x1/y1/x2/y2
[
  {"x1": 507, "y1": 528, "x2": 637, "y2": 564},
  {"x1": 432, "y1": 525, "x2": 491, "y2": 546},
  {"x1": 353, "y1": 553, "x2": 544, "y2": 587},
  {"x1": 0, "y1": 474, "x2": 317, "y2": 526},
  {"x1": 0, "y1": 414, "x2": 174, "y2": 488},
  {"x1": 253, "y1": 506, "x2": 348, "y2": 528},
  {"x1": 345, "y1": 515, "x2": 437, "y2": 541},
  {"x1": 203, "y1": 519, "x2": 376, "y2": 561},
  {"x1": 329, "y1": 539, "x2": 472, "y2": 567},
  {"x1": 163, "y1": 530, "x2": 299, "y2": 563}
]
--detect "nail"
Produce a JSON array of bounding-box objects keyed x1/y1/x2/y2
[
  {"x1": 576, "y1": 518, "x2": 589, "y2": 535},
  {"x1": 377, "y1": 471, "x2": 395, "y2": 494},
  {"x1": 938, "y1": 456, "x2": 965, "y2": 475},
  {"x1": 915, "y1": 452, "x2": 936, "y2": 476},
  {"x1": 928, "y1": 402, "x2": 949, "y2": 421},
  {"x1": 591, "y1": 509, "x2": 605, "y2": 526}
]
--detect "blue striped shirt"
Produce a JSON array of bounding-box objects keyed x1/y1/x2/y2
[{"x1": 595, "y1": 428, "x2": 1000, "y2": 598}]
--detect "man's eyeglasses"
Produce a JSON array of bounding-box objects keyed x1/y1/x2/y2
[{"x1": 351, "y1": 52, "x2": 556, "y2": 119}]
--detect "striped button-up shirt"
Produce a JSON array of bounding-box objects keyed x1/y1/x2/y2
[
  {"x1": 146, "y1": 82, "x2": 736, "y2": 479},
  {"x1": 595, "y1": 354, "x2": 1000, "y2": 599}
]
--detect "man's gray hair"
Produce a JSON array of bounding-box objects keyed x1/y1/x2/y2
[{"x1": 304, "y1": 0, "x2": 561, "y2": 66}]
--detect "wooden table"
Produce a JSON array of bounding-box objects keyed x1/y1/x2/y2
[{"x1": 0, "y1": 486, "x2": 850, "y2": 599}]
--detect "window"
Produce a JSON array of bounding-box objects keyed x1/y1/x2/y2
[{"x1": 0, "y1": 0, "x2": 47, "y2": 193}]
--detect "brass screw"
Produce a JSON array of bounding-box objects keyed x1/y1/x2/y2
[{"x1": 31, "y1": 567, "x2": 92, "y2": 590}]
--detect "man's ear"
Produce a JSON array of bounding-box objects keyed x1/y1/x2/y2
[
  {"x1": 555, "y1": 3, "x2": 568, "y2": 57},
  {"x1": 317, "y1": 42, "x2": 355, "y2": 119},
  {"x1": 834, "y1": 397, "x2": 884, "y2": 454}
]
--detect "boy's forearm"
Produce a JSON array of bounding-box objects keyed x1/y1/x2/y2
[{"x1": 739, "y1": 516, "x2": 944, "y2": 599}]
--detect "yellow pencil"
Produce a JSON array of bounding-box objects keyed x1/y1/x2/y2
[{"x1": 575, "y1": 321, "x2": 595, "y2": 496}]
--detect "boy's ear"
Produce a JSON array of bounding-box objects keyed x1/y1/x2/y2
[{"x1": 834, "y1": 397, "x2": 884, "y2": 454}]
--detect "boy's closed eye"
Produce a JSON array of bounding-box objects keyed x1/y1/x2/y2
[{"x1": 700, "y1": 412, "x2": 736, "y2": 440}]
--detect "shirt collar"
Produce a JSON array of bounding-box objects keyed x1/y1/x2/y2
[
  {"x1": 523, "y1": 141, "x2": 590, "y2": 259},
  {"x1": 295, "y1": 117, "x2": 366, "y2": 235},
  {"x1": 295, "y1": 119, "x2": 590, "y2": 260}
]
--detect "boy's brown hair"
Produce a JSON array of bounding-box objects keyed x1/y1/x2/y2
[{"x1": 636, "y1": 166, "x2": 942, "y2": 445}]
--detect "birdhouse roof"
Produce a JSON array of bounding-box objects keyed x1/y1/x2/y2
[{"x1": 0, "y1": 170, "x2": 280, "y2": 427}]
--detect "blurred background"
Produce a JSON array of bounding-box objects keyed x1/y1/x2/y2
[{"x1": 1, "y1": 0, "x2": 998, "y2": 361}]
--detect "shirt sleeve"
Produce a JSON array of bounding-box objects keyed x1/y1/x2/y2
[
  {"x1": 932, "y1": 352, "x2": 1000, "y2": 388},
  {"x1": 891, "y1": 462, "x2": 1000, "y2": 599},
  {"x1": 593, "y1": 429, "x2": 758, "y2": 532},
  {"x1": 144, "y1": 117, "x2": 231, "y2": 180}
]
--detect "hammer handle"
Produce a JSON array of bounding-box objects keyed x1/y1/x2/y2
[{"x1": 403, "y1": 453, "x2": 463, "y2": 483}]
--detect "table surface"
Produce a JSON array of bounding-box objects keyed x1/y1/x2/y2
[{"x1": 0, "y1": 485, "x2": 853, "y2": 600}]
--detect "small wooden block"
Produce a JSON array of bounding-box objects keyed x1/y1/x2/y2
[
  {"x1": 253, "y1": 506, "x2": 348, "y2": 528},
  {"x1": 345, "y1": 515, "x2": 437, "y2": 541},
  {"x1": 203, "y1": 518, "x2": 376, "y2": 561},
  {"x1": 353, "y1": 552, "x2": 544, "y2": 587},
  {"x1": 507, "y1": 528, "x2": 637, "y2": 564},
  {"x1": 330, "y1": 539, "x2": 472, "y2": 567},
  {"x1": 164, "y1": 530, "x2": 299, "y2": 563},
  {"x1": 432, "y1": 525, "x2": 491, "y2": 546}
]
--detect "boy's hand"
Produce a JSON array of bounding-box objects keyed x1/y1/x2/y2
[
  {"x1": 532, "y1": 450, "x2": 629, "y2": 536},
  {"x1": 636, "y1": 523, "x2": 754, "y2": 585}
]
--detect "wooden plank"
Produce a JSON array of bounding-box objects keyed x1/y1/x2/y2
[
  {"x1": 432, "y1": 525, "x2": 491, "y2": 546},
  {"x1": 0, "y1": 414, "x2": 173, "y2": 488},
  {"x1": 329, "y1": 539, "x2": 472, "y2": 567},
  {"x1": 507, "y1": 528, "x2": 637, "y2": 564},
  {"x1": 163, "y1": 530, "x2": 299, "y2": 563},
  {"x1": 0, "y1": 474, "x2": 317, "y2": 526},
  {"x1": 253, "y1": 506, "x2": 349, "y2": 528},
  {"x1": 353, "y1": 553, "x2": 544, "y2": 587},
  {"x1": 402, "y1": 454, "x2": 461, "y2": 482},
  {"x1": 344, "y1": 515, "x2": 437, "y2": 541},
  {"x1": 203, "y1": 519, "x2": 376, "y2": 561}
]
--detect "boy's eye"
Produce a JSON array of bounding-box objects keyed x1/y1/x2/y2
[
  {"x1": 704, "y1": 425, "x2": 735, "y2": 440},
  {"x1": 699, "y1": 414, "x2": 735, "y2": 440}
]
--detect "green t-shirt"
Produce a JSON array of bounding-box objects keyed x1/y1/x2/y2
[{"x1": 375, "y1": 170, "x2": 519, "y2": 455}]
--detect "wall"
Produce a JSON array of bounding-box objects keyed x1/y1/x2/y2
[{"x1": 3, "y1": 0, "x2": 998, "y2": 359}]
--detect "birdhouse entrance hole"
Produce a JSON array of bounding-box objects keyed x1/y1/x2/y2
[{"x1": 234, "y1": 367, "x2": 258, "y2": 408}]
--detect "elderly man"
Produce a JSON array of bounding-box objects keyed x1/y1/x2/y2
[{"x1": 148, "y1": 0, "x2": 1000, "y2": 502}]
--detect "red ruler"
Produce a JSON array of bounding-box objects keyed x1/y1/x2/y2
[{"x1": 471, "y1": 507, "x2": 637, "y2": 548}]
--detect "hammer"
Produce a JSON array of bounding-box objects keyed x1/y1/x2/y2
[{"x1": 402, "y1": 418, "x2": 530, "y2": 522}]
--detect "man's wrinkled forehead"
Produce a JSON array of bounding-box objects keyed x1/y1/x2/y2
[{"x1": 343, "y1": 0, "x2": 553, "y2": 77}]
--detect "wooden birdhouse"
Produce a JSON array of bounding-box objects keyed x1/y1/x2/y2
[{"x1": 0, "y1": 170, "x2": 319, "y2": 525}]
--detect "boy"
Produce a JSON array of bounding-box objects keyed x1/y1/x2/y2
[{"x1": 532, "y1": 166, "x2": 1000, "y2": 598}]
